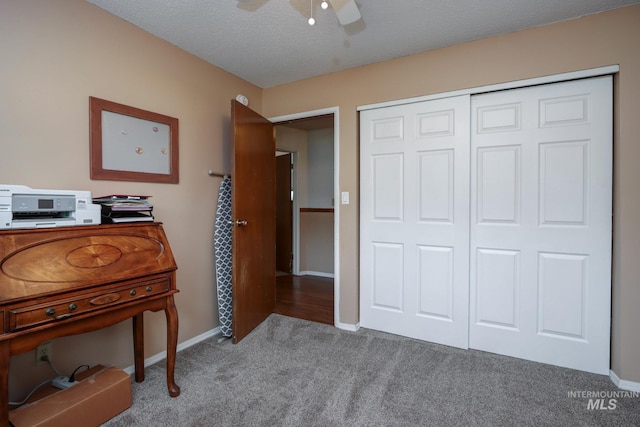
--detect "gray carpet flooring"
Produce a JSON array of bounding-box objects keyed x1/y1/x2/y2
[{"x1": 103, "y1": 314, "x2": 640, "y2": 426}]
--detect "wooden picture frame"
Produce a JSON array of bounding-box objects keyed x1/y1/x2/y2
[{"x1": 89, "y1": 97, "x2": 179, "y2": 184}]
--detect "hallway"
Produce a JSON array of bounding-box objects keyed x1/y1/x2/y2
[{"x1": 275, "y1": 274, "x2": 334, "y2": 325}]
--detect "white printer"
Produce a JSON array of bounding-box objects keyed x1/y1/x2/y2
[{"x1": 0, "y1": 184, "x2": 101, "y2": 229}]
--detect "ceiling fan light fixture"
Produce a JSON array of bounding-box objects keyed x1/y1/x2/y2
[
  {"x1": 328, "y1": 0, "x2": 361, "y2": 25},
  {"x1": 308, "y1": 0, "x2": 315, "y2": 25}
]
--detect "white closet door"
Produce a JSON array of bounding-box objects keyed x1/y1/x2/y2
[
  {"x1": 469, "y1": 76, "x2": 612, "y2": 374},
  {"x1": 360, "y1": 95, "x2": 470, "y2": 349}
]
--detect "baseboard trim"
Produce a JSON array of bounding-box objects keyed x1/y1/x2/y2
[
  {"x1": 610, "y1": 369, "x2": 640, "y2": 392},
  {"x1": 299, "y1": 271, "x2": 335, "y2": 279},
  {"x1": 116, "y1": 326, "x2": 640, "y2": 393},
  {"x1": 122, "y1": 327, "x2": 221, "y2": 375},
  {"x1": 335, "y1": 321, "x2": 359, "y2": 332},
  {"x1": 122, "y1": 318, "x2": 355, "y2": 374}
]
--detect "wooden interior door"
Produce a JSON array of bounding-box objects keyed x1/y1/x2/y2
[
  {"x1": 231, "y1": 100, "x2": 276, "y2": 343},
  {"x1": 276, "y1": 153, "x2": 293, "y2": 273}
]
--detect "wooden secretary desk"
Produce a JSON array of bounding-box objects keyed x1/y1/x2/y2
[{"x1": 0, "y1": 222, "x2": 180, "y2": 424}]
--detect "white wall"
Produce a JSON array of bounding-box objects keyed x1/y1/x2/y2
[{"x1": 306, "y1": 128, "x2": 334, "y2": 208}]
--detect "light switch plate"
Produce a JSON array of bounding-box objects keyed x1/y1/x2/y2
[{"x1": 341, "y1": 192, "x2": 349, "y2": 204}]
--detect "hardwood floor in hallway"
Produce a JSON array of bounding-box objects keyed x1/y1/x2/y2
[{"x1": 275, "y1": 274, "x2": 334, "y2": 325}]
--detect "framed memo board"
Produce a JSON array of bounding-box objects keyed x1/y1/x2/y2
[{"x1": 89, "y1": 97, "x2": 179, "y2": 184}]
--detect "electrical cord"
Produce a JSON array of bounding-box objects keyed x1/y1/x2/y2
[
  {"x1": 8, "y1": 354, "x2": 60, "y2": 407},
  {"x1": 69, "y1": 364, "x2": 90, "y2": 383},
  {"x1": 45, "y1": 354, "x2": 91, "y2": 383},
  {"x1": 43, "y1": 354, "x2": 64, "y2": 378},
  {"x1": 10, "y1": 355, "x2": 91, "y2": 407},
  {"x1": 8, "y1": 379, "x2": 53, "y2": 406}
]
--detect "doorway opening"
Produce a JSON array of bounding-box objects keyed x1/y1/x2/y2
[{"x1": 271, "y1": 108, "x2": 339, "y2": 326}]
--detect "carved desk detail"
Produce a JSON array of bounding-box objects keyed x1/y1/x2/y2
[{"x1": 0, "y1": 223, "x2": 180, "y2": 424}]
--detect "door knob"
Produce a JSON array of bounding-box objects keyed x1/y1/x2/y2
[{"x1": 228, "y1": 219, "x2": 248, "y2": 226}]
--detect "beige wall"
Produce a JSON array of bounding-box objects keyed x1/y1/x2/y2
[
  {"x1": 263, "y1": 5, "x2": 640, "y2": 382},
  {"x1": 300, "y1": 212, "x2": 334, "y2": 275},
  {"x1": 0, "y1": 0, "x2": 262, "y2": 398},
  {"x1": 2, "y1": 0, "x2": 638, "y2": 396}
]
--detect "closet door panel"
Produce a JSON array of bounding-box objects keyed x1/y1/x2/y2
[
  {"x1": 360, "y1": 95, "x2": 470, "y2": 349},
  {"x1": 469, "y1": 76, "x2": 612, "y2": 375}
]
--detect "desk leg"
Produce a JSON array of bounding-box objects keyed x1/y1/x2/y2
[
  {"x1": 133, "y1": 313, "x2": 144, "y2": 383},
  {"x1": 0, "y1": 341, "x2": 9, "y2": 427},
  {"x1": 165, "y1": 296, "x2": 180, "y2": 397}
]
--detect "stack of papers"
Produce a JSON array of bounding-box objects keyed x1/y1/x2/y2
[{"x1": 93, "y1": 195, "x2": 154, "y2": 223}]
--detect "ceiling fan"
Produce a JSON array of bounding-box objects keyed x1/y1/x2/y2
[
  {"x1": 324, "y1": 0, "x2": 361, "y2": 25},
  {"x1": 237, "y1": 0, "x2": 361, "y2": 26}
]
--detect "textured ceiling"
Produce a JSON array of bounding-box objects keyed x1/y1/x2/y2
[{"x1": 86, "y1": 0, "x2": 639, "y2": 88}]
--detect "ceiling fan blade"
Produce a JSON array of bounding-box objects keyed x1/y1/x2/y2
[{"x1": 328, "y1": 0, "x2": 361, "y2": 25}]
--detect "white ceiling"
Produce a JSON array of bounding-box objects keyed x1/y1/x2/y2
[{"x1": 86, "y1": 0, "x2": 639, "y2": 88}]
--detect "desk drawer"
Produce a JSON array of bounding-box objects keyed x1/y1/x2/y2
[{"x1": 7, "y1": 277, "x2": 170, "y2": 331}]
